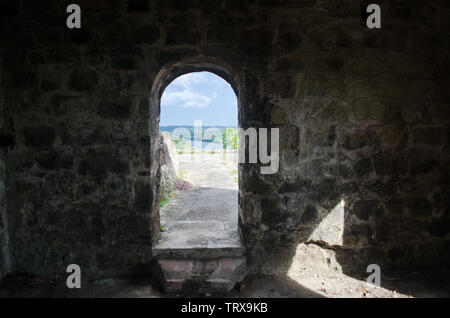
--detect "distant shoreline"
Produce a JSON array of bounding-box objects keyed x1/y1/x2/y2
[{"x1": 159, "y1": 125, "x2": 237, "y2": 143}]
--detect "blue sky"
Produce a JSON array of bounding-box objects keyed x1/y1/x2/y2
[{"x1": 160, "y1": 72, "x2": 237, "y2": 126}]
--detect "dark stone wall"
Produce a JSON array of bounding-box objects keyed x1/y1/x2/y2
[
  {"x1": 1, "y1": 0, "x2": 159, "y2": 279},
  {"x1": 159, "y1": 132, "x2": 178, "y2": 202},
  {"x1": 1, "y1": 29, "x2": 12, "y2": 280},
  {"x1": 0, "y1": 0, "x2": 449, "y2": 279},
  {"x1": 0, "y1": 148, "x2": 9, "y2": 280}
]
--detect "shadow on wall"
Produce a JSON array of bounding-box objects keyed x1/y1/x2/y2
[{"x1": 240, "y1": 156, "x2": 450, "y2": 297}]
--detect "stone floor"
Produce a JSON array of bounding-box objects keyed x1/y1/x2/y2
[{"x1": 2, "y1": 269, "x2": 450, "y2": 298}]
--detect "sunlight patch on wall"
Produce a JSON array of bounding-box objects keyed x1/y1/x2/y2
[{"x1": 309, "y1": 199, "x2": 345, "y2": 246}]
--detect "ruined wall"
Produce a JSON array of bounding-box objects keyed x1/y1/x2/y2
[
  {"x1": 159, "y1": 132, "x2": 178, "y2": 202},
  {"x1": 1, "y1": 20, "x2": 12, "y2": 280},
  {"x1": 241, "y1": 0, "x2": 450, "y2": 273},
  {"x1": 1, "y1": 0, "x2": 160, "y2": 279},
  {"x1": 0, "y1": 0, "x2": 449, "y2": 279},
  {"x1": 0, "y1": 149, "x2": 10, "y2": 281}
]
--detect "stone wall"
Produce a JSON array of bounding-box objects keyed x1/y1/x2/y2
[
  {"x1": 0, "y1": 0, "x2": 448, "y2": 279},
  {"x1": 0, "y1": 149, "x2": 10, "y2": 281},
  {"x1": 1, "y1": 0, "x2": 161, "y2": 279},
  {"x1": 1, "y1": 30, "x2": 11, "y2": 280},
  {"x1": 159, "y1": 132, "x2": 178, "y2": 202}
]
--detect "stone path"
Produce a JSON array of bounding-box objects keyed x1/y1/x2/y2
[{"x1": 155, "y1": 153, "x2": 241, "y2": 251}]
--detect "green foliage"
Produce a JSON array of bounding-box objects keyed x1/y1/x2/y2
[
  {"x1": 222, "y1": 128, "x2": 239, "y2": 150},
  {"x1": 160, "y1": 192, "x2": 176, "y2": 208},
  {"x1": 159, "y1": 197, "x2": 169, "y2": 208}
]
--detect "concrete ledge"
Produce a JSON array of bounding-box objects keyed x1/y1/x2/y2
[
  {"x1": 157, "y1": 257, "x2": 246, "y2": 294},
  {"x1": 153, "y1": 246, "x2": 246, "y2": 259}
]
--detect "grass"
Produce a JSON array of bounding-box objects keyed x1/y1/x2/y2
[
  {"x1": 159, "y1": 198, "x2": 169, "y2": 208},
  {"x1": 159, "y1": 191, "x2": 176, "y2": 208}
]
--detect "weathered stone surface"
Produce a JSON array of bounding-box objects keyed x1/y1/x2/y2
[
  {"x1": 261, "y1": 196, "x2": 288, "y2": 225},
  {"x1": 301, "y1": 205, "x2": 318, "y2": 223},
  {"x1": 159, "y1": 132, "x2": 178, "y2": 201},
  {"x1": 22, "y1": 127, "x2": 56, "y2": 148},
  {"x1": 407, "y1": 198, "x2": 432, "y2": 218},
  {"x1": 68, "y1": 69, "x2": 99, "y2": 91},
  {"x1": 98, "y1": 98, "x2": 132, "y2": 120},
  {"x1": 354, "y1": 157, "x2": 373, "y2": 177},
  {"x1": 134, "y1": 181, "x2": 152, "y2": 212},
  {"x1": 353, "y1": 200, "x2": 385, "y2": 221},
  {"x1": 0, "y1": 150, "x2": 10, "y2": 281},
  {"x1": 413, "y1": 126, "x2": 445, "y2": 146},
  {"x1": 0, "y1": 0, "x2": 449, "y2": 284},
  {"x1": 36, "y1": 151, "x2": 74, "y2": 171},
  {"x1": 127, "y1": 0, "x2": 149, "y2": 11},
  {"x1": 279, "y1": 178, "x2": 310, "y2": 193},
  {"x1": 243, "y1": 172, "x2": 274, "y2": 194},
  {"x1": 372, "y1": 152, "x2": 408, "y2": 176},
  {"x1": 9, "y1": 71, "x2": 36, "y2": 90},
  {"x1": 305, "y1": 159, "x2": 324, "y2": 177},
  {"x1": 134, "y1": 26, "x2": 160, "y2": 44}
]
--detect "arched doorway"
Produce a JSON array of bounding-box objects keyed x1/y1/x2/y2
[
  {"x1": 149, "y1": 63, "x2": 246, "y2": 293},
  {"x1": 157, "y1": 71, "x2": 239, "y2": 246}
]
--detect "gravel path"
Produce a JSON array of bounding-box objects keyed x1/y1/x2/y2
[{"x1": 157, "y1": 153, "x2": 241, "y2": 249}]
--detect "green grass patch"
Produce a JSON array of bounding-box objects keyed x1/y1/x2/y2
[
  {"x1": 159, "y1": 197, "x2": 169, "y2": 208},
  {"x1": 159, "y1": 192, "x2": 176, "y2": 208}
]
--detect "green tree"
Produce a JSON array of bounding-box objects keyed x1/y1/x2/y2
[{"x1": 222, "y1": 128, "x2": 238, "y2": 150}]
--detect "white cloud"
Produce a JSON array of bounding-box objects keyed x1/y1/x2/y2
[
  {"x1": 161, "y1": 72, "x2": 223, "y2": 109},
  {"x1": 162, "y1": 89, "x2": 212, "y2": 108},
  {"x1": 170, "y1": 73, "x2": 208, "y2": 90}
]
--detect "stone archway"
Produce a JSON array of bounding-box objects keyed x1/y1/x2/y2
[
  {"x1": 148, "y1": 58, "x2": 248, "y2": 293},
  {"x1": 148, "y1": 58, "x2": 242, "y2": 245}
]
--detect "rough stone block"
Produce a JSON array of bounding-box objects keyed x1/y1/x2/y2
[
  {"x1": 413, "y1": 126, "x2": 445, "y2": 146},
  {"x1": 98, "y1": 98, "x2": 132, "y2": 120},
  {"x1": 10, "y1": 71, "x2": 36, "y2": 90},
  {"x1": 68, "y1": 69, "x2": 99, "y2": 92},
  {"x1": 353, "y1": 200, "x2": 385, "y2": 221},
  {"x1": 23, "y1": 126, "x2": 56, "y2": 148},
  {"x1": 133, "y1": 26, "x2": 160, "y2": 44},
  {"x1": 134, "y1": 181, "x2": 152, "y2": 211},
  {"x1": 354, "y1": 157, "x2": 373, "y2": 177}
]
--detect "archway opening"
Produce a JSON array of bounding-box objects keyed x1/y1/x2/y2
[{"x1": 155, "y1": 71, "x2": 241, "y2": 250}]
